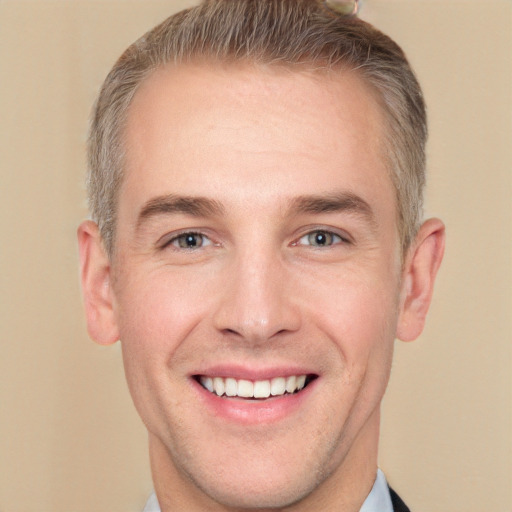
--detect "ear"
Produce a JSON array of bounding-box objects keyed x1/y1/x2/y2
[
  {"x1": 396, "y1": 218, "x2": 445, "y2": 342},
  {"x1": 77, "y1": 220, "x2": 119, "y2": 345}
]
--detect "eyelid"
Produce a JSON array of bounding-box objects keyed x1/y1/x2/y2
[
  {"x1": 159, "y1": 229, "x2": 214, "y2": 249},
  {"x1": 293, "y1": 226, "x2": 354, "y2": 247},
  {"x1": 156, "y1": 226, "x2": 352, "y2": 250}
]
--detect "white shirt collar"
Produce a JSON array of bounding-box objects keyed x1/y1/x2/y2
[
  {"x1": 142, "y1": 469, "x2": 393, "y2": 512},
  {"x1": 142, "y1": 491, "x2": 160, "y2": 512},
  {"x1": 360, "y1": 468, "x2": 394, "y2": 512}
]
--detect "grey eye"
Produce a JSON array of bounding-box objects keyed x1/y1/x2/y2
[
  {"x1": 173, "y1": 233, "x2": 206, "y2": 249},
  {"x1": 303, "y1": 230, "x2": 339, "y2": 247}
]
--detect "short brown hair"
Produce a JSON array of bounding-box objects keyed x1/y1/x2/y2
[{"x1": 87, "y1": 0, "x2": 427, "y2": 256}]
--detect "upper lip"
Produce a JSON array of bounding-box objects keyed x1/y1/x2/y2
[{"x1": 191, "y1": 364, "x2": 318, "y2": 381}]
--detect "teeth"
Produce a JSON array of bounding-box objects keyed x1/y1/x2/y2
[
  {"x1": 253, "y1": 380, "x2": 271, "y2": 398},
  {"x1": 224, "y1": 377, "x2": 237, "y2": 397},
  {"x1": 270, "y1": 377, "x2": 286, "y2": 396},
  {"x1": 237, "y1": 379, "x2": 253, "y2": 398},
  {"x1": 285, "y1": 376, "x2": 297, "y2": 393},
  {"x1": 199, "y1": 375, "x2": 310, "y2": 399},
  {"x1": 213, "y1": 377, "x2": 225, "y2": 397},
  {"x1": 202, "y1": 376, "x2": 214, "y2": 393}
]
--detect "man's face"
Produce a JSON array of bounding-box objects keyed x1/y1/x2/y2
[{"x1": 111, "y1": 63, "x2": 403, "y2": 508}]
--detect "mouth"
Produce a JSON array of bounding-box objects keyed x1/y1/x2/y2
[{"x1": 195, "y1": 374, "x2": 317, "y2": 400}]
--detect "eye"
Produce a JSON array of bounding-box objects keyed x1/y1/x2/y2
[
  {"x1": 298, "y1": 230, "x2": 345, "y2": 247},
  {"x1": 167, "y1": 232, "x2": 212, "y2": 249}
]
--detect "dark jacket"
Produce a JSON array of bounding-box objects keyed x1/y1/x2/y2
[{"x1": 389, "y1": 487, "x2": 410, "y2": 512}]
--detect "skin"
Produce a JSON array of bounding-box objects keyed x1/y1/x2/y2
[{"x1": 78, "y1": 63, "x2": 445, "y2": 511}]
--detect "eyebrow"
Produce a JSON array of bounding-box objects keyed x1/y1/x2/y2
[
  {"x1": 288, "y1": 192, "x2": 377, "y2": 226},
  {"x1": 136, "y1": 191, "x2": 376, "y2": 229},
  {"x1": 137, "y1": 194, "x2": 225, "y2": 228}
]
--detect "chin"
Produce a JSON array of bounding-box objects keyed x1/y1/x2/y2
[
  {"x1": 163, "y1": 426, "x2": 342, "y2": 510},
  {"x1": 188, "y1": 467, "x2": 321, "y2": 510}
]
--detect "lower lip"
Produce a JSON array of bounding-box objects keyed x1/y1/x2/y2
[{"x1": 190, "y1": 378, "x2": 317, "y2": 425}]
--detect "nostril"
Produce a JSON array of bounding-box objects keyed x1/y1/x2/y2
[{"x1": 223, "y1": 328, "x2": 241, "y2": 336}]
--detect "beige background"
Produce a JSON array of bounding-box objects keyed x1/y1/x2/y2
[{"x1": 0, "y1": 1, "x2": 510, "y2": 511}]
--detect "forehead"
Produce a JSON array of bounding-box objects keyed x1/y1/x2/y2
[{"x1": 121, "y1": 61, "x2": 393, "y2": 215}]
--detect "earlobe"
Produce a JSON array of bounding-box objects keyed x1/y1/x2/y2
[
  {"x1": 396, "y1": 218, "x2": 445, "y2": 342},
  {"x1": 77, "y1": 220, "x2": 120, "y2": 345}
]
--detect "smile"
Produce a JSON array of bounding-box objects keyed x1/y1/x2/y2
[{"x1": 197, "y1": 375, "x2": 314, "y2": 399}]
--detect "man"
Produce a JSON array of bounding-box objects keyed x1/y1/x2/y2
[{"x1": 78, "y1": 0, "x2": 445, "y2": 510}]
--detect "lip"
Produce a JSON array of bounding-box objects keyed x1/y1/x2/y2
[
  {"x1": 189, "y1": 365, "x2": 319, "y2": 425},
  {"x1": 191, "y1": 364, "x2": 315, "y2": 381}
]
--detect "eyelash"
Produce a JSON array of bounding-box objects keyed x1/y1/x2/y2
[
  {"x1": 162, "y1": 231, "x2": 213, "y2": 250},
  {"x1": 296, "y1": 229, "x2": 349, "y2": 248},
  {"x1": 161, "y1": 228, "x2": 351, "y2": 251}
]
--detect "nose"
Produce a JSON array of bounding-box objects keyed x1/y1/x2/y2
[{"x1": 212, "y1": 248, "x2": 301, "y2": 344}]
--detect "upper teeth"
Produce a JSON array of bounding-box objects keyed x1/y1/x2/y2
[{"x1": 199, "y1": 375, "x2": 308, "y2": 399}]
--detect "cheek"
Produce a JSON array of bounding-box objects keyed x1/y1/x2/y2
[
  {"x1": 112, "y1": 270, "x2": 211, "y2": 398},
  {"x1": 302, "y1": 266, "x2": 399, "y2": 386},
  {"x1": 306, "y1": 267, "x2": 400, "y2": 337},
  {"x1": 112, "y1": 272, "x2": 212, "y2": 435},
  {"x1": 114, "y1": 267, "x2": 213, "y2": 347}
]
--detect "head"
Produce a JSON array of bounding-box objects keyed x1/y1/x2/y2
[
  {"x1": 87, "y1": 0, "x2": 427, "y2": 259},
  {"x1": 79, "y1": 1, "x2": 444, "y2": 510}
]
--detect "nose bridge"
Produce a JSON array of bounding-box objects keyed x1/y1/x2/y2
[{"x1": 213, "y1": 242, "x2": 300, "y2": 342}]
